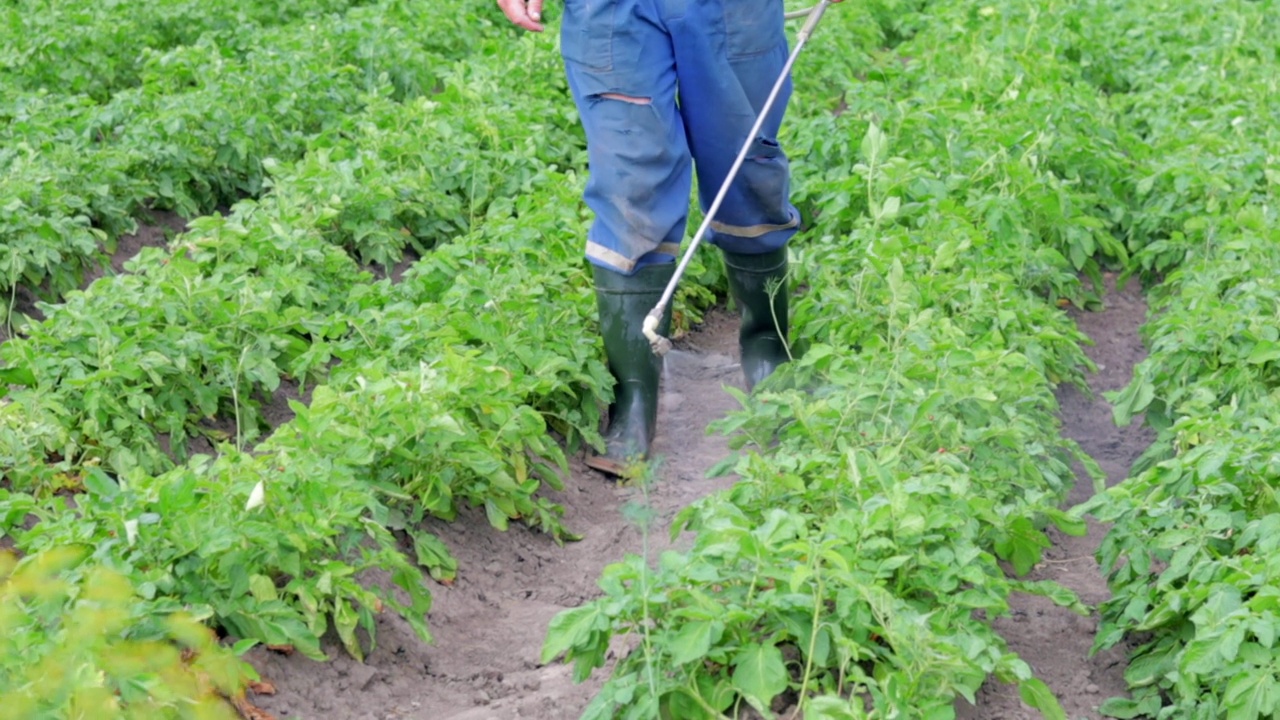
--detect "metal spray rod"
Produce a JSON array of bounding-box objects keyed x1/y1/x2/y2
[
  {"x1": 642, "y1": 0, "x2": 833, "y2": 356},
  {"x1": 784, "y1": 3, "x2": 827, "y2": 20}
]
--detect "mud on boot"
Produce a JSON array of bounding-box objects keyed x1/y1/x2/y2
[{"x1": 585, "y1": 263, "x2": 674, "y2": 477}]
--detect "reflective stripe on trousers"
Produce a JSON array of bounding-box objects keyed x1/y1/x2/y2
[{"x1": 561, "y1": 0, "x2": 801, "y2": 275}]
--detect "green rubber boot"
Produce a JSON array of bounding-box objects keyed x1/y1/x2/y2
[
  {"x1": 723, "y1": 248, "x2": 790, "y2": 390},
  {"x1": 585, "y1": 263, "x2": 673, "y2": 476}
]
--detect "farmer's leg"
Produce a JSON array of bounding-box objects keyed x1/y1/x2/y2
[
  {"x1": 671, "y1": 0, "x2": 799, "y2": 388},
  {"x1": 561, "y1": 0, "x2": 687, "y2": 474},
  {"x1": 562, "y1": 0, "x2": 690, "y2": 274}
]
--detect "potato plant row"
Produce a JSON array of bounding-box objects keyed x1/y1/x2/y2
[
  {"x1": 1087, "y1": 225, "x2": 1280, "y2": 720},
  {"x1": 1054, "y1": 0, "x2": 1280, "y2": 282},
  {"x1": 0, "y1": 0, "x2": 371, "y2": 101},
  {"x1": 1070, "y1": 2, "x2": 1280, "y2": 718},
  {"x1": 0, "y1": 0, "x2": 497, "y2": 301},
  {"x1": 1, "y1": 74, "x2": 583, "y2": 482}
]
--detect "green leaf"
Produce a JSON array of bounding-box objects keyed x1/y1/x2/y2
[
  {"x1": 1013, "y1": 579, "x2": 1087, "y2": 615},
  {"x1": 82, "y1": 467, "x2": 120, "y2": 500},
  {"x1": 1124, "y1": 645, "x2": 1174, "y2": 688},
  {"x1": 412, "y1": 531, "x2": 458, "y2": 582},
  {"x1": 731, "y1": 642, "x2": 788, "y2": 704},
  {"x1": 663, "y1": 687, "x2": 711, "y2": 720},
  {"x1": 705, "y1": 454, "x2": 738, "y2": 479},
  {"x1": 1195, "y1": 444, "x2": 1230, "y2": 481},
  {"x1": 806, "y1": 696, "x2": 863, "y2": 720},
  {"x1": 1246, "y1": 341, "x2": 1280, "y2": 365},
  {"x1": 995, "y1": 517, "x2": 1051, "y2": 576},
  {"x1": 1225, "y1": 670, "x2": 1272, "y2": 720},
  {"x1": 695, "y1": 674, "x2": 736, "y2": 714},
  {"x1": 929, "y1": 240, "x2": 969, "y2": 273},
  {"x1": 1098, "y1": 697, "x2": 1145, "y2": 719},
  {"x1": 249, "y1": 574, "x2": 279, "y2": 603},
  {"x1": 232, "y1": 638, "x2": 261, "y2": 656},
  {"x1": 1042, "y1": 507, "x2": 1087, "y2": 537},
  {"x1": 335, "y1": 598, "x2": 362, "y2": 662},
  {"x1": 0, "y1": 366, "x2": 36, "y2": 387},
  {"x1": 1018, "y1": 678, "x2": 1066, "y2": 720},
  {"x1": 540, "y1": 604, "x2": 604, "y2": 665},
  {"x1": 1181, "y1": 637, "x2": 1220, "y2": 676},
  {"x1": 1250, "y1": 617, "x2": 1277, "y2": 649},
  {"x1": 1108, "y1": 379, "x2": 1154, "y2": 427},
  {"x1": 669, "y1": 620, "x2": 714, "y2": 666},
  {"x1": 860, "y1": 121, "x2": 889, "y2": 163},
  {"x1": 922, "y1": 704, "x2": 955, "y2": 720},
  {"x1": 485, "y1": 498, "x2": 511, "y2": 531}
]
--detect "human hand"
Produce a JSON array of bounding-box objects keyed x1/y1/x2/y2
[{"x1": 497, "y1": 0, "x2": 546, "y2": 32}]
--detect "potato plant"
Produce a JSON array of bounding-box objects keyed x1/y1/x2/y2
[{"x1": 0, "y1": 546, "x2": 249, "y2": 719}]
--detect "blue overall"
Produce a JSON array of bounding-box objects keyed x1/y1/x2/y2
[{"x1": 561, "y1": 0, "x2": 800, "y2": 275}]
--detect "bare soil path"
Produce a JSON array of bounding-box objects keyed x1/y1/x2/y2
[{"x1": 957, "y1": 275, "x2": 1152, "y2": 720}]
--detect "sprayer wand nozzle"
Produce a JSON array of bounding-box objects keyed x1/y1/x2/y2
[{"x1": 642, "y1": 309, "x2": 672, "y2": 356}]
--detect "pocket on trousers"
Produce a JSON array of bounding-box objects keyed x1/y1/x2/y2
[
  {"x1": 721, "y1": 0, "x2": 785, "y2": 59},
  {"x1": 561, "y1": 0, "x2": 617, "y2": 71}
]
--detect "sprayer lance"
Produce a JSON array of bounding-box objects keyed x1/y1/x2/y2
[{"x1": 642, "y1": 0, "x2": 832, "y2": 356}]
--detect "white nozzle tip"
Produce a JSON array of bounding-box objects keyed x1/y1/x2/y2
[
  {"x1": 641, "y1": 314, "x2": 660, "y2": 340},
  {"x1": 641, "y1": 313, "x2": 672, "y2": 356}
]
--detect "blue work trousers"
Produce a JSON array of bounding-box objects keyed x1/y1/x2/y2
[{"x1": 561, "y1": 0, "x2": 800, "y2": 275}]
